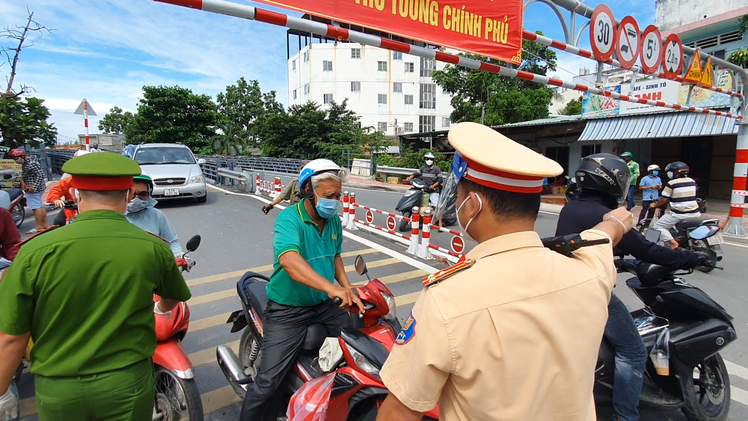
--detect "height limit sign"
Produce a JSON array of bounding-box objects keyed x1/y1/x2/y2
[
  {"x1": 590, "y1": 4, "x2": 616, "y2": 62},
  {"x1": 615, "y1": 16, "x2": 641, "y2": 69}
]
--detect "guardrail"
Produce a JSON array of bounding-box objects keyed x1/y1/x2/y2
[
  {"x1": 217, "y1": 168, "x2": 251, "y2": 192},
  {"x1": 376, "y1": 165, "x2": 416, "y2": 178}
]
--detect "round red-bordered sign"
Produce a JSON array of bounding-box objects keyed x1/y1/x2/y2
[
  {"x1": 365, "y1": 210, "x2": 374, "y2": 224},
  {"x1": 451, "y1": 236, "x2": 465, "y2": 254},
  {"x1": 386, "y1": 216, "x2": 396, "y2": 231},
  {"x1": 640, "y1": 25, "x2": 663, "y2": 74},
  {"x1": 662, "y1": 33, "x2": 684, "y2": 80},
  {"x1": 590, "y1": 4, "x2": 616, "y2": 62},
  {"x1": 615, "y1": 16, "x2": 641, "y2": 70}
]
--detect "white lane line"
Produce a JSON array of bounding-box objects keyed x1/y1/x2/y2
[
  {"x1": 723, "y1": 241, "x2": 748, "y2": 249},
  {"x1": 725, "y1": 360, "x2": 748, "y2": 382},
  {"x1": 732, "y1": 385, "x2": 748, "y2": 407},
  {"x1": 207, "y1": 184, "x2": 440, "y2": 274}
]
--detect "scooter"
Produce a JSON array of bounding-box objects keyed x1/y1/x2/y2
[
  {"x1": 395, "y1": 177, "x2": 456, "y2": 232},
  {"x1": 640, "y1": 217, "x2": 724, "y2": 273},
  {"x1": 0, "y1": 169, "x2": 26, "y2": 228},
  {"x1": 152, "y1": 235, "x2": 204, "y2": 421},
  {"x1": 216, "y1": 255, "x2": 440, "y2": 420},
  {"x1": 596, "y1": 260, "x2": 735, "y2": 421}
]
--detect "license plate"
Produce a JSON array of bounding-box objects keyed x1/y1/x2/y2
[
  {"x1": 164, "y1": 188, "x2": 180, "y2": 197},
  {"x1": 707, "y1": 232, "x2": 723, "y2": 245}
]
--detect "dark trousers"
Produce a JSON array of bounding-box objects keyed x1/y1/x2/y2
[
  {"x1": 605, "y1": 293, "x2": 648, "y2": 421},
  {"x1": 637, "y1": 200, "x2": 657, "y2": 225},
  {"x1": 626, "y1": 185, "x2": 637, "y2": 211},
  {"x1": 239, "y1": 299, "x2": 352, "y2": 421}
]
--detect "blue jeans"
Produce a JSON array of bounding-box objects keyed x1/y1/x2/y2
[
  {"x1": 605, "y1": 293, "x2": 648, "y2": 421},
  {"x1": 626, "y1": 185, "x2": 636, "y2": 211}
]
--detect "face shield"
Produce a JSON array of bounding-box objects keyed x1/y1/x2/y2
[
  {"x1": 615, "y1": 168, "x2": 632, "y2": 204},
  {"x1": 432, "y1": 153, "x2": 469, "y2": 222}
]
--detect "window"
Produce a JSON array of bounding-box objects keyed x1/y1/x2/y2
[
  {"x1": 404, "y1": 94, "x2": 414, "y2": 105},
  {"x1": 393, "y1": 52, "x2": 403, "y2": 60},
  {"x1": 420, "y1": 57, "x2": 436, "y2": 77},
  {"x1": 393, "y1": 82, "x2": 402, "y2": 93},
  {"x1": 419, "y1": 116, "x2": 435, "y2": 133},
  {"x1": 581, "y1": 144, "x2": 601, "y2": 156},
  {"x1": 351, "y1": 48, "x2": 361, "y2": 59},
  {"x1": 378, "y1": 94, "x2": 388, "y2": 105},
  {"x1": 292, "y1": 89, "x2": 297, "y2": 100},
  {"x1": 419, "y1": 83, "x2": 436, "y2": 109},
  {"x1": 405, "y1": 62, "x2": 414, "y2": 73},
  {"x1": 323, "y1": 61, "x2": 333, "y2": 71},
  {"x1": 323, "y1": 93, "x2": 333, "y2": 104},
  {"x1": 351, "y1": 81, "x2": 361, "y2": 92},
  {"x1": 378, "y1": 122, "x2": 388, "y2": 132},
  {"x1": 303, "y1": 51, "x2": 308, "y2": 62},
  {"x1": 378, "y1": 61, "x2": 388, "y2": 71},
  {"x1": 303, "y1": 84, "x2": 310, "y2": 95},
  {"x1": 442, "y1": 117, "x2": 451, "y2": 127},
  {"x1": 712, "y1": 49, "x2": 726, "y2": 60},
  {"x1": 404, "y1": 122, "x2": 414, "y2": 132},
  {"x1": 292, "y1": 60, "x2": 296, "y2": 71},
  {"x1": 684, "y1": 29, "x2": 744, "y2": 49}
]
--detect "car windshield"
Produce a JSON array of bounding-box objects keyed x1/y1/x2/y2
[{"x1": 134, "y1": 147, "x2": 196, "y2": 165}]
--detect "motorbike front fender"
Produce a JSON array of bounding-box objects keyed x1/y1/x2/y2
[{"x1": 153, "y1": 337, "x2": 194, "y2": 379}]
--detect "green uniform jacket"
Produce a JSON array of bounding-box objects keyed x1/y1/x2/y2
[
  {"x1": 0, "y1": 210, "x2": 192, "y2": 377},
  {"x1": 628, "y1": 160, "x2": 640, "y2": 186}
]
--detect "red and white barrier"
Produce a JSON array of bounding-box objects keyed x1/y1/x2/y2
[
  {"x1": 346, "y1": 192, "x2": 358, "y2": 231},
  {"x1": 408, "y1": 207, "x2": 420, "y2": 255},
  {"x1": 342, "y1": 191, "x2": 350, "y2": 226},
  {"x1": 352, "y1": 217, "x2": 412, "y2": 247},
  {"x1": 273, "y1": 177, "x2": 282, "y2": 198},
  {"x1": 418, "y1": 209, "x2": 434, "y2": 260}
]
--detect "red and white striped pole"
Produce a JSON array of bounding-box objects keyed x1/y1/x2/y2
[
  {"x1": 346, "y1": 192, "x2": 358, "y2": 231},
  {"x1": 725, "y1": 127, "x2": 748, "y2": 237},
  {"x1": 407, "y1": 206, "x2": 420, "y2": 255},
  {"x1": 274, "y1": 177, "x2": 282, "y2": 198},
  {"x1": 418, "y1": 208, "x2": 434, "y2": 260},
  {"x1": 342, "y1": 192, "x2": 350, "y2": 226},
  {"x1": 255, "y1": 173, "x2": 260, "y2": 194},
  {"x1": 83, "y1": 99, "x2": 90, "y2": 152}
]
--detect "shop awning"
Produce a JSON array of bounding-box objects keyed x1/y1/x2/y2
[{"x1": 578, "y1": 111, "x2": 740, "y2": 141}]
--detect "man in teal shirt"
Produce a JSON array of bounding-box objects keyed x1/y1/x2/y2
[
  {"x1": 241, "y1": 159, "x2": 364, "y2": 420},
  {"x1": 0, "y1": 153, "x2": 191, "y2": 420}
]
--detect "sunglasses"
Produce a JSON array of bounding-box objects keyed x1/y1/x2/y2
[{"x1": 133, "y1": 191, "x2": 150, "y2": 200}]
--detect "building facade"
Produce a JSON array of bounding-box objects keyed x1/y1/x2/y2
[{"x1": 287, "y1": 43, "x2": 454, "y2": 138}]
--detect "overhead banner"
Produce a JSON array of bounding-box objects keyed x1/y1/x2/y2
[{"x1": 255, "y1": 0, "x2": 524, "y2": 63}]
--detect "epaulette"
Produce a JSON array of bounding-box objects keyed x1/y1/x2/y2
[
  {"x1": 14, "y1": 225, "x2": 62, "y2": 249},
  {"x1": 422, "y1": 259, "x2": 476, "y2": 288},
  {"x1": 145, "y1": 230, "x2": 170, "y2": 244}
]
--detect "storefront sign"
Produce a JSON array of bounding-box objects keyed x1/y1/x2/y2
[
  {"x1": 678, "y1": 69, "x2": 734, "y2": 109},
  {"x1": 0, "y1": 159, "x2": 22, "y2": 189},
  {"x1": 254, "y1": 0, "x2": 524, "y2": 63}
]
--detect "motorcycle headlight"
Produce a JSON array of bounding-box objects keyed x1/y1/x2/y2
[
  {"x1": 344, "y1": 343, "x2": 380, "y2": 380},
  {"x1": 190, "y1": 175, "x2": 205, "y2": 184},
  {"x1": 381, "y1": 291, "x2": 397, "y2": 322}
]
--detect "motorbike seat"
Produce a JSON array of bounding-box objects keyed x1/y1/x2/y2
[
  {"x1": 675, "y1": 218, "x2": 706, "y2": 231},
  {"x1": 5, "y1": 188, "x2": 23, "y2": 202}
]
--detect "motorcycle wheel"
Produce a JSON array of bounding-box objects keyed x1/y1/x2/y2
[
  {"x1": 153, "y1": 365, "x2": 204, "y2": 421},
  {"x1": 398, "y1": 211, "x2": 411, "y2": 233},
  {"x1": 693, "y1": 246, "x2": 717, "y2": 274},
  {"x1": 681, "y1": 353, "x2": 730, "y2": 421},
  {"x1": 10, "y1": 204, "x2": 24, "y2": 228}
]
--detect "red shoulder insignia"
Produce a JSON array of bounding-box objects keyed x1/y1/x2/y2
[
  {"x1": 15, "y1": 226, "x2": 62, "y2": 249},
  {"x1": 422, "y1": 259, "x2": 476, "y2": 288},
  {"x1": 145, "y1": 230, "x2": 170, "y2": 244}
]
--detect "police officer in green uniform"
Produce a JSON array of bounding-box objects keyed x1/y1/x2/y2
[{"x1": 0, "y1": 152, "x2": 192, "y2": 420}]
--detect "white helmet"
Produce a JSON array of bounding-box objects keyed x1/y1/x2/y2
[
  {"x1": 298, "y1": 159, "x2": 342, "y2": 189},
  {"x1": 73, "y1": 150, "x2": 90, "y2": 158},
  {"x1": 424, "y1": 152, "x2": 435, "y2": 159},
  {"x1": 647, "y1": 164, "x2": 660, "y2": 172}
]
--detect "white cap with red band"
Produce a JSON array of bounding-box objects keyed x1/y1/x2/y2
[{"x1": 448, "y1": 122, "x2": 563, "y2": 194}]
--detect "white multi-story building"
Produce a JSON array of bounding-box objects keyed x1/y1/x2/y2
[{"x1": 287, "y1": 43, "x2": 454, "y2": 137}]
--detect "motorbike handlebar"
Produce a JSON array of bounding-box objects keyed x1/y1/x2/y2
[{"x1": 46, "y1": 201, "x2": 77, "y2": 210}]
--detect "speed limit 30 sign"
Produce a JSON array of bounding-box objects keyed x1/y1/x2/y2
[
  {"x1": 615, "y1": 16, "x2": 641, "y2": 69},
  {"x1": 640, "y1": 25, "x2": 663, "y2": 74},
  {"x1": 590, "y1": 4, "x2": 616, "y2": 62},
  {"x1": 663, "y1": 33, "x2": 684, "y2": 80}
]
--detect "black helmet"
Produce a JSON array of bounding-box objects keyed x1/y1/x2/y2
[
  {"x1": 664, "y1": 161, "x2": 689, "y2": 179},
  {"x1": 565, "y1": 177, "x2": 581, "y2": 203},
  {"x1": 575, "y1": 153, "x2": 631, "y2": 203}
]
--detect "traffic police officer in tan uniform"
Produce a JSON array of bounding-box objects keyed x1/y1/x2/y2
[{"x1": 377, "y1": 122, "x2": 633, "y2": 421}]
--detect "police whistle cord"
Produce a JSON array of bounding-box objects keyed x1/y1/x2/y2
[{"x1": 154, "y1": 0, "x2": 742, "y2": 122}]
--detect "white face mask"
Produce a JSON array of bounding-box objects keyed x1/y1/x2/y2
[
  {"x1": 425, "y1": 159, "x2": 434, "y2": 166},
  {"x1": 457, "y1": 193, "x2": 483, "y2": 241}
]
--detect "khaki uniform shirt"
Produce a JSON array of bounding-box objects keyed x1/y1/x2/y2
[{"x1": 381, "y1": 229, "x2": 616, "y2": 421}]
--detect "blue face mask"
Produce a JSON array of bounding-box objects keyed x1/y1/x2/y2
[
  {"x1": 315, "y1": 196, "x2": 339, "y2": 219},
  {"x1": 653, "y1": 171, "x2": 659, "y2": 176}
]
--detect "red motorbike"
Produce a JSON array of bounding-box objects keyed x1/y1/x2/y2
[
  {"x1": 216, "y1": 255, "x2": 439, "y2": 420},
  {"x1": 153, "y1": 235, "x2": 204, "y2": 421}
]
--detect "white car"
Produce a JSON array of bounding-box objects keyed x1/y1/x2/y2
[{"x1": 131, "y1": 143, "x2": 208, "y2": 203}]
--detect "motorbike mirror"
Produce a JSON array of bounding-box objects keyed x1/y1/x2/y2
[
  {"x1": 354, "y1": 255, "x2": 368, "y2": 276},
  {"x1": 186, "y1": 235, "x2": 201, "y2": 252}
]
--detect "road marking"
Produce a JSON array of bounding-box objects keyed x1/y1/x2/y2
[
  {"x1": 724, "y1": 241, "x2": 748, "y2": 249},
  {"x1": 354, "y1": 269, "x2": 428, "y2": 286},
  {"x1": 191, "y1": 312, "x2": 233, "y2": 332},
  {"x1": 190, "y1": 340, "x2": 240, "y2": 367},
  {"x1": 725, "y1": 360, "x2": 748, "y2": 381},
  {"x1": 189, "y1": 289, "x2": 235, "y2": 305},
  {"x1": 202, "y1": 385, "x2": 241, "y2": 415},
  {"x1": 732, "y1": 385, "x2": 748, "y2": 407},
  {"x1": 396, "y1": 291, "x2": 422, "y2": 306}
]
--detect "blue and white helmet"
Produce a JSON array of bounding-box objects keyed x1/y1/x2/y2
[{"x1": 298, "y1": 159, "x2": 342, "y2": 190}]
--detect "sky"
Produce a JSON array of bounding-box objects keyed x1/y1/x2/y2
[{"x1": 0, "y1": 0, "x2": 657, "y2": 143}]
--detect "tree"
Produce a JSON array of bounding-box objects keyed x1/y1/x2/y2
[
  {"x1": 216, "y1": 78, "x2": 283, "y2": 153},
  {"x1": 1, "y1": 10, "x2": 53, "y2": 95},
  {"x1": 561, "y1": 95, "x2": 583, "y2": 115},
  {"x1": 125, "y1": 85, "x2": 220, "y2": 153},
  {"x1": 432, "y1": 31, "x2": 558, "y2": 126},
  {"x1": 98, "y1": 106, "x2": 134, "y2": 134},
  {"x1": 0, "y1": 95, "x2": 57, "y2": 148}
]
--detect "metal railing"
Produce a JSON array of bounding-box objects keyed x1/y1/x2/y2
[{"x1": 376, "y1": 165, "x2": 416, "y2": 178}]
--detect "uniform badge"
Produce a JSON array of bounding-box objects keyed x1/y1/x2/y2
[
  {"x1": 422, "y1": 258, "x2": 476, "y2": 288},
  {"x1": 395, "y1": 312, "x2": 416, "y2": 345},
  {"x1": 331, "y1": 234, "x2": 337, "y2": 240}
]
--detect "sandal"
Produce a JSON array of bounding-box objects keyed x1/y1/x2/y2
[{"x1": 25, "y1": 229, "x2": 39, "y2": 235}]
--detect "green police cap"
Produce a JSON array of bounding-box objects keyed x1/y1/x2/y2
[{"x1": 62, "y1": 152, "x2": 142, "y2": 191}]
